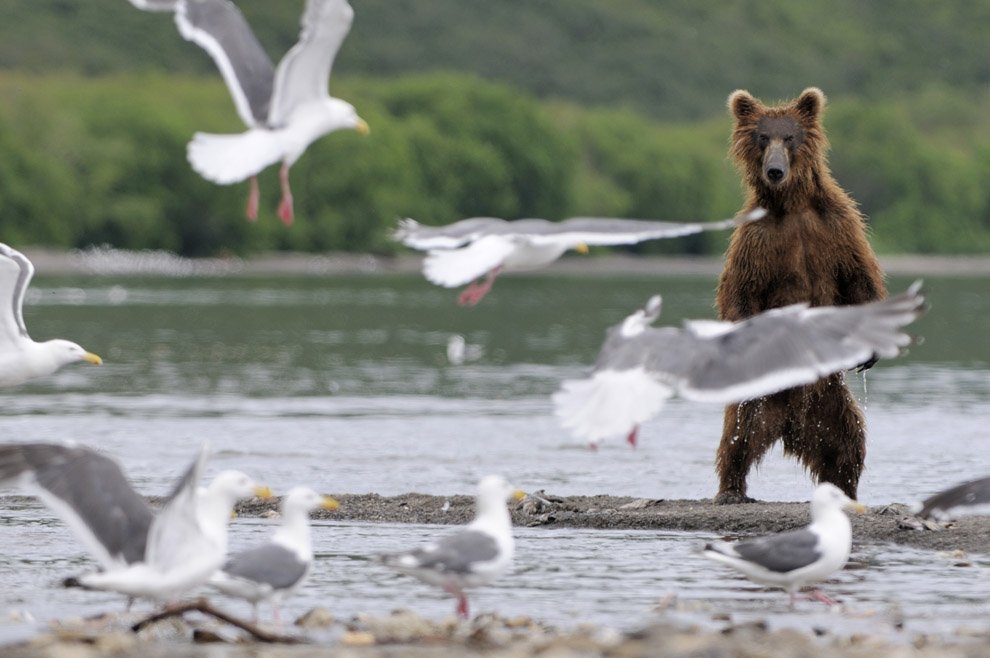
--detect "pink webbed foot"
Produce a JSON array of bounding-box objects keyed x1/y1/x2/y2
[
  {"x1": 807, "y1": 589, "x2": 838, "y2": 605},
  {"x1": 626, "y1": 425, "x2": 639, "y2": 448},
  {"x1": 456, "y1": 268, "x2": 501, "y2": 306},
  {"x1": 245, "y1": 176, "x2": 260, "y2": 222}
]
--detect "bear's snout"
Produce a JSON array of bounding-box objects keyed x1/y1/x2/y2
[{"x1": 762, "y1": 142, "x2": 790, "y2": 185}]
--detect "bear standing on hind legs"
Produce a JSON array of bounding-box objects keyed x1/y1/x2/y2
[{"x1": 714, "y1": 87, "x2": 886, "y2": 505}]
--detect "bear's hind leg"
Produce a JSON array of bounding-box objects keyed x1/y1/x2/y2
[
  {"x1": 714, "y1": 392, "x2": 790, "y2": 504},
  {"x1": 788, "y1": 375, "x2": 866, "y2": 500}
]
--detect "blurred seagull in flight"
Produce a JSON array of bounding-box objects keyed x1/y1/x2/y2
[
  {"x1": 394, "y1": 210, "x2": 766, "y2": 306},
  {"x1": 553, "y1": 282, "x2": 926, "y2": 448},
  {"x1": 0, "y1": 442, "x2": 271, "y2": 603},
  {"x1": 128, "y1": 0, "x2": 369, "y2": 224}
]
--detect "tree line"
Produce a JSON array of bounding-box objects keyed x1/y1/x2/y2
[{"x1": 0, "y1": 72, "x2": 987, "y2": 256}]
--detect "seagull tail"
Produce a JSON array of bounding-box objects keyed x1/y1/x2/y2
[
  {"x1": 186, "y1": 130, "x2": 284, "y2": 185},
  {"x1": 552, "y1": 369, "x2": 671, "y2": 444}
]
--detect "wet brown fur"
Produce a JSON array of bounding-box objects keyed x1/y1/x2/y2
[{"x1": 714, "y1": 88, "x2": 886, "y2": 504}]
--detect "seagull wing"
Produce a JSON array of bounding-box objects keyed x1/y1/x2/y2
[
  {"x1": 145, "y1": 444, "x2": 213, "y2": 572},
  {"x1": 421, "y1": 235, "x2": 517, "y2": 288},
  {"x1": 524, "y1": 210, "x2": 765, "y2": 247},
  {"x1": 0, "y1": 243, "x2": 32, "y2": 347},
  {"x1": 393, "y1": 217, "x2": 509, "y2": 250},
  {"x1": 0, "y1": 443, "x2": 154, "y2": 569},
  {"x1": 221, "y1": 543, "x2": 309, "y2": 589},
  {"x1": 175, "y1": 0, "x2": 275, "y2": 127},
  {"x1": 269, "y1": 0, "x2": 353, "y2": 126},
  {"x1": 385, "y1": 530, "x2": 500, "y2": 576},
  {"x1": 916, "y1": 476, "x2": 990, "y2": 520},
  {"x1": 127, "y1": 0, "x2": 180, "y2": 10},
  {"x1": 717, "y1": 527, "x2": 822, "y2": 573},
  {"x1": 647, "y1": 282, "x2": 926, "y2": 403}
]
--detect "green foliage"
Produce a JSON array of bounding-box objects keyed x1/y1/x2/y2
[{"x1": 0, "y1": 71, "x2": 988, "y2": 256}]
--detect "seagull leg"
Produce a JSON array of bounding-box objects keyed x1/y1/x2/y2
[
  {"x1": 245, "y1": 176, "x2": 260, "y2": 222},
  {"x1": 457, "y1": 267, "x2": 502, "y2": 306},
  {"x1": 277, "y1": 163, "x2": 294, "y2": 226},
  {"x1": 807, "y1": 589, "x2": 838, "y2": 605},
  {"x1": 626, "y1": 425, "x2": 639, "y2": 448},
  {"x1": 443, "y1": 584, "x2": 470, "y2": 619}
]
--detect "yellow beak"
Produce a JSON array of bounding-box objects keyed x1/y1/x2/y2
[
  {"x1": 253, "y1": 485, "x2": 274, "y2": 500},
  {"x1": 321, "y1": 496, "x2": 340, "y2": 511},
  {"x1": 845, "y1": 500, "x2": 867, "y2": 514},
  {"x1": 512, "y1": 489, "x2": 527, "y2": 502},
  {"x1": 83, "y1": 352, "x2": 103, "y2": 365},
  {"x1": 355, "y1": 118, "x2": 370, "y2": 135},
  {"x1": 574, "y1": 243, "x2": 590, "y2": 255}
]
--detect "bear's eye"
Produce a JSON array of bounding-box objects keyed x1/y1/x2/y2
[
  {"x1": 784, "y1": 135, "x2": 794, "y2": 144},
  {"x1": 757, "y1": 134, "x2": 769, "y2": 148}
]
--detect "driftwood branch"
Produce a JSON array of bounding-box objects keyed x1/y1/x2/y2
[{"x1": 131, "y1": 598, "x2": 301, "y2": 644}]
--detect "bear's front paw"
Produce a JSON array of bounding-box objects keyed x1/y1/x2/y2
[{"x1": 713, "y1": 491, "x2": 757, "y2": 505}]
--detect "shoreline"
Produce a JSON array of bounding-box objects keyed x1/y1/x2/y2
[{"x1": 20, "y1": 247, "x2": 990, "y2": 278}]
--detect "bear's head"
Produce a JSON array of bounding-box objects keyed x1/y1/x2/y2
[{"x1": 727, "y1": 87, "x2": 828, "y2": 200}]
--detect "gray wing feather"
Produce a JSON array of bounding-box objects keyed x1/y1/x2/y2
[
  {"x1": 175, "y1": 0, "x2": 275, "y2": 126},
  {"x1": 642, "y1": 285, "x2": 925, "y2": 402},
  {"x1": 917, "y1": 476, "x2": 990, "y2": 519},
  {"x1": 394, "y1": 530, "x2": 499, "y2": 575},
  {"x1": 0, "y1": 443, "x2": 153, "y2": 565},
  {"x1": 729, "y1": 528, "x2": 823, "y2": 573},
  {"x1": 222, "y1": 543, "x2": 308, "y2": 589},
  {"x1": 269, "y1": 0, "x2": 353, "y2": 126},
  {"x1": 145, "y1": 444, "x2": 210, "y2": 570},
  {"x1": 393, "y1": 217, "x2": 509, "y2": 250}
]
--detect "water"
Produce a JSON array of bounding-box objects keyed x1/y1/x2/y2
[{"x1": 1, "y1": 270, "x2": 988, "y2": 639}]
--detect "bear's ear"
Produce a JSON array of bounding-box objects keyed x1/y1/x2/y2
[
  {"x1": 728, "y1": 90, "x2": 760, "y2": 121},
  {"x1": 796, "y1": 87, "x2": 826, "y2": 121}
]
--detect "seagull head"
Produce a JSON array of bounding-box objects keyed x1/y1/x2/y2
[
  {"x1": 620, "y1": 295, "x2": 663, "y2": 337},
  {"x1": 206, "y1": 470, "x2": 273, "y2": 509},
  {"x1": 282, "y1": 486, "x2": 339, "y2": 515},
  {"x1": 812, "y1": 482, "x2": 866, "y2": 519},
  {"x1": 476, "y1": 475, "x2": 526, "y2": 514},
  {"x1": 40, "y1": 339, "x2": 102, "y2": 369},
  {"x1": 325, "y1": 98, "x2": 369, "y2": 136}
]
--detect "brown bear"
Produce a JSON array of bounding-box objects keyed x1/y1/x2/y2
[{"x1": 714, "y1": 87, "x2": 886, "y2": 504}]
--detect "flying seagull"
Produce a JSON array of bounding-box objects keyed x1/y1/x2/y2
[
  {"x1": 210, "y1": 486, "x2": 339, "y2": 623},
  {"x1": 914, "y1": 476, "x2": 990, "y2": 521},
  {"x1": 703, "y1": 483, "x2": 866, "y2": 607},
  {"x1": 0, "y1": 243, "x2": 102, "y2": 387},
  {"x1": 0, "y1": 442, "x2": 271, "y2": 602},
  {"x1": 553, "y1": 281, "x2": 926, "y2": 447},
  {"x1": 129, "y1": 0, "x2": 369, "y2": 224},
  {"x1": 394, "y1": 209, "x2": 766, "y2": 306},
  {"x1": 375, "y1": 475, "x2": 525, "y2": 619}
]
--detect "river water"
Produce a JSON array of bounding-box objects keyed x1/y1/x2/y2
[{"x1": 0, "y1": 268, "x2": 987, "y2": 641}]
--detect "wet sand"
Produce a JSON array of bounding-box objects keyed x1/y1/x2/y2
[{"x1": 4, "y1": 490, "x2": 989, "y2": 658}]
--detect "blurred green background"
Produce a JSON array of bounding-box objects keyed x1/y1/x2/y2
[{"x1": 0, "y1": 0, "x2": 987, "y2": 256}]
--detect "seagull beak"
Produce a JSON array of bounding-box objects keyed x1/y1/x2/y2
[
  {"x1": 575, "y1": 243, "x2": 590, "y2": 255},
  {"x1": 83, "y1": 352, "x2": 103, "y2": 365},
  {"x1": 321, "y1": 496, "x2": 340, "y2": 511},
  {"x1": 845, "y1": 500, "x2": 867, "y2": 514},
  {"x1": 253, "y1": 485, "x2": 274, "y2": 500},
  {"x1": 512, "y1": 489, "x2": 527, "y2": 502},
  {"x1": 355, "y1": 118, "x2": 370, "y2": 135}
]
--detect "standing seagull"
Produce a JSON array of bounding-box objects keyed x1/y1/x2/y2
[
  {"x1": 0, "y1": 442, "x2": 271, "y2": 602},
  {"x1": 553, "y1": 282, "x2": 926, "y2": 447},
  {"x1": 130, "y1": 0, "x2": 369, "y2": 224},
  {"x1": 702, "y1": 483, "x2": 866, "y2": 607},
  {"x1": 0, "y1": 243, "x2": 102, "y2": 387},
  {"x1": 375, "y1": 476, "x2": 525, "y2": 619},
  {"x1": 394, "y1": 210, "x2": 766, "y2": 306},
  {"x1": 210, "y1": 486, "x2": 339, "y2": 623}
]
